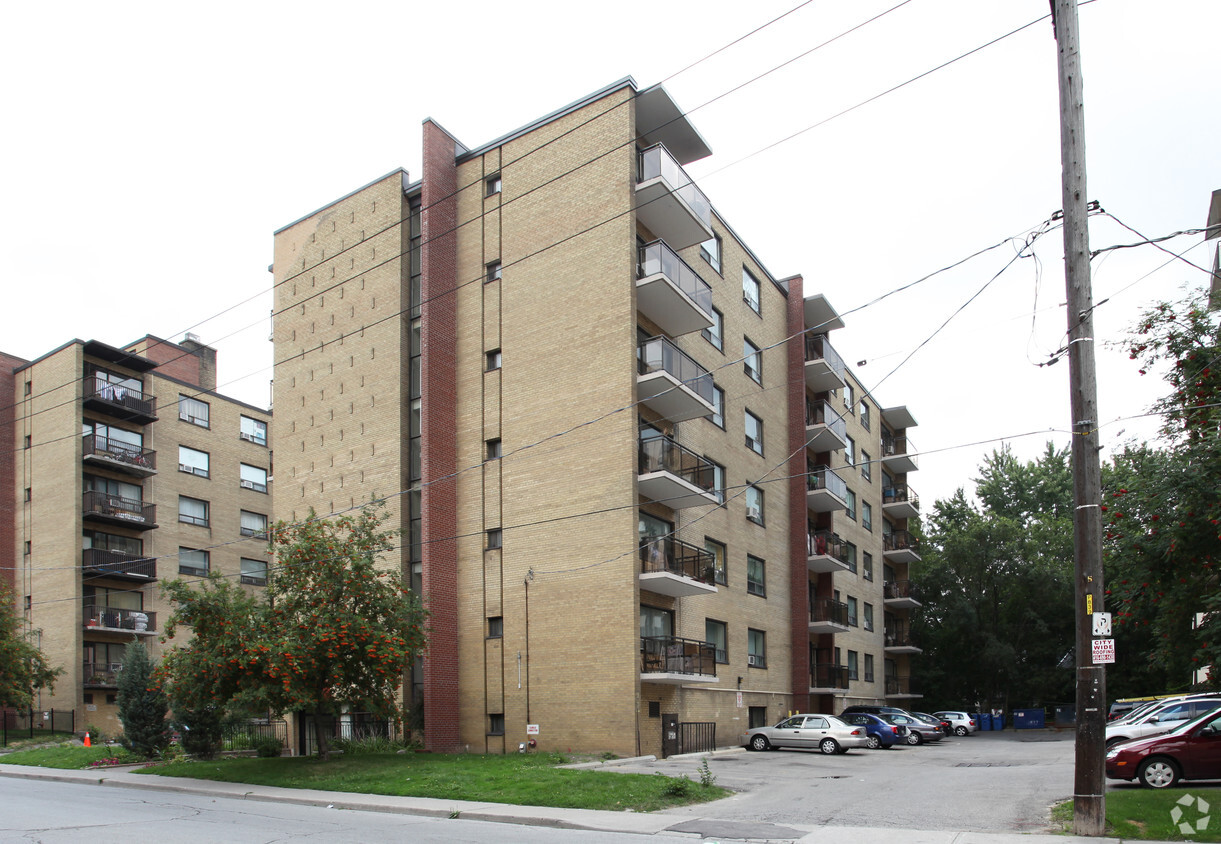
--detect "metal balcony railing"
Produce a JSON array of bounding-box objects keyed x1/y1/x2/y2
[
  {"x1": 638, "y1": 240, "x2": 713, "y2": 318},
  {"x1": 883, "y1": 531, "x2": 921, "y2": 555},
  {"x1": 82, "y1": 548, "x2": 156, "y2": 580},
  {"x1": 82, "y1": 662, "x2": 122, "y2": 687},
  {"x1": 807, "y1": 464, "x2": 848, "y2": 500},
  {"x1": 885, "y1": 624, "x2": 917, "y2": 648},
  {"x1": 638, "y1": 336, "x2": 714, "y2": 404},
  {"x1": 884, "y1": 579, "x2": 920, "y2": 601},
  {"x1": 803, "y1": 334, "x2": 846, "y2": 377},
  {"x1": 883, "y1": 433, "x2": 918, "y2": 464},
  {"x1": 83, "y1": 375, "x2": 156, "y2": 420},
  {"x1": 637, "y1": 145, "x2": 712, "y2": 227},
  {"x1": 805, "y1": 399, "x2": 847, "y2": 439},
  {"x1": 82, "y1": 490, "x2": 155, "y2": 526},
  {"x1": 82, "y1": 434, "x2": 156, "y2": 472},
  {"x1": 640, "y1": 434, "x2": 715, "y2": 494},
  {"x1": 640, "y1": 536, "x2": 715, "y2": 584},
  {"x1": 83, "y1": 605, "x2": 155, "y2": 632},
  {"x1": 807, "y1": 529, "x2": 851, "y2": 564},
  {"x1": 810, "y1": 596, "x2": 849, "y2": 627},
  {"x1": 883, "y1": 484, "x2": 920, "y2": 509},
  {"x1": 886, "y1": 675, "x2": 920, "y2": 696},
  {"x1": 810, "y1": 663, "x2": 850, "y2": 689},
  {"x1": 641, "y1": 636, "x2": 717, "y2": 677}
]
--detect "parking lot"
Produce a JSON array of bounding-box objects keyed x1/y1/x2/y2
[{"x1": 605, "y1": 729, "x2": 1075, "y2": 836}]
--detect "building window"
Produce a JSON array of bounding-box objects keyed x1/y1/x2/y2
[
  {"x1": 240, "y1": 558, "x2": 267, "y2": 586},
  {"x1": 861, "y1": 450, "x2": 872, "y2": 482},
  {"x1": 843, "y1": 383, "x2": 854, "y2": 410},
  {"x1": 707, "y1": 458, "x2": 726, "y2": 504},
  {"x1": 488, "y1": 616, "x2": 503, "y2": 638},
  {"x1": 700, "y1": 233, "x2": 722, "y2": 274},
  {"x1": 845, "y1": 488, "x2": 857, "y2": 520},
  {"x1": 240, "y1": 464, "x2": 268, "y2": 493},
  {"x1": 240, "y1": 415, "x2": 268, "y2": 446},
  {"x1": 486, "y1": 174, "x2": 502, "y2": 196},
  {"x1": 744, "y1": 410, "x2": 763, "y2": 455},
  {"x1": 742, "y1": 267, "x2": 761, "y2": 314},
  {"x1": 23, "y1": 541, "x2": 31, "y2": 556},
  {"x1": 848, "y1": 650, "x2": 859, "y2": 681},
  {"x1": 747, "y1": 555, "x2": 766, "y2": 597},
  {"x1": 486, "y1": 528, "x2": 502, "y2": 550},
  {"x1": 486, "y1": 438, "x2": 502, "y2": 460},
  {"x1": 845, "y1": 436, "x2": 855, "y2": 467},
  {"x1": 702, "y1": 307, "x2": 724, "y2": 351},
  {"x1": 745, "y1": 485, "x2": 764, "y2": 526},
  {"x1": 706, "y1": 619, "x2": 728, "y2": 663},
  {"x1": 178, "y1": 496, "x2": 209, "y2": 527},
  {"x1": 178, "y1": 446, "x2": 210, "y2": 478},
  {"x1": 241, "y1": 510, "x2": 268, "y2": 538},
  {"x1": 864, "y1": 653, "x2": 875, "y2": 683},
  {"x1": 864, "y1": 603, "x2": 874, "y2": 632},
  {"x1": 747, "y1": 628, "x2": 767, "y2": 668},
  {"x1": 709, "y1": 385, "x2": 725, "y2": 429},
  {"x1": 488, "y1": 713, "x2": 505, "y2": 735},
  {"x1": 705, "y1": 538, "x2": 727, "y2": 585},
  {"x1": 743, "y1": 338, "x2": 762, "y2": 384},
  {"x1": 178, "y1": 548, "x2": 209, "y2": 577},
  {"x1": 847, "y1": 597, "x2": 858, "y2": 627},
  {"x1": 862, "y1": 502, "x2": 873, "y2": 532},
  {"x1": 24, "y1": 380, "x2": 31, "y2": 396},
  {"x1": 844, "y1": 541, "x2": 858, "y2": 573},
  {"x1": 486, "y1": 349, "x2": 502, "y2": 371},
  {"x1": 23, "y1": 487, "x2": 30, "y2": 502},
  {"x1": 23, "y1": 434, "x2": 31, "y2": 450},
  {"x1": 863, "y1": 552, "x2": 874, "y2": 581},
  {"x1": 860, "y1": 401, "x2": 871, "y2": 431},
  {"x1": 640, "y1": 604, "x2": 674, "y2": 639},
  {"x1": 486, "y1": 261, "x2": 502, "y2": 283},
  {"x1": 178, "y1": 395, "x2": 210, "y2": 428}
]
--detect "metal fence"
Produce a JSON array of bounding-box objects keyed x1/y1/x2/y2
[
  {"x1": 300, "y1": 715, "x2": 396, "y2": 756},
  {"x1": 678, "y1": 721, "x2": 716, "y2": 756},
  {"x1": 1, "y1": 709, "x2": 75, "y2": 747},
  {"x1": 221, "y1": 718, "x2": 288, "y2": 751}
]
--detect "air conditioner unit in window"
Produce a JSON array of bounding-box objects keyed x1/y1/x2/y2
[
  {"x1": 179, "y1": 464, "x2": 191, "y2": 472},
  {"x1": 239, "y1": 432, "x2": 255, "y2": 442},
  {"x1": 747, "y1": 654, "x2": 763, "y2": 667},
  {"x1": 240, "y1": 480, "x2": 255, "y2": 489},
  {"x1": 747, "y1": 507, "x2": 761, "y2": 521}
]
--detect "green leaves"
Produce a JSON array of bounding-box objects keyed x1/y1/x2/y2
[{"x1": 0, "y1": 582, "x2": 61, "y2": 709}]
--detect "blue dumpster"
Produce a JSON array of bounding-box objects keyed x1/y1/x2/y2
[
  {"x1": 976, "y1": 713, "x2": 991, "y2": 731},
  {"x1": 1013, "y1": 709, "x2": 1045, "y2": 729}
]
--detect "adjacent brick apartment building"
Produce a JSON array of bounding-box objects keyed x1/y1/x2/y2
[
  {"x1": 6, "y1": 335, "x2": 271, "y2": 734},
  {"x1": 270, "y1": 77, "x2": 924, "y2": 757}
]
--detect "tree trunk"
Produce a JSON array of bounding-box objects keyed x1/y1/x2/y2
[{"x1": 315, "y1": 711, "x2": 333, "y2": 761}]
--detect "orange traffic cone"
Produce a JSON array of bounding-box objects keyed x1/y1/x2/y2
[{"x1": 84, "y1": 732, "x2": 91, "y2": 747}]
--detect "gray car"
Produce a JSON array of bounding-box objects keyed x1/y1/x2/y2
[
  {"x1": 885, "y1": 711, "x2": 945, "y2": 745},
  {"x1": 741, "y1": 713, "x2": 870, "y2": 755}
]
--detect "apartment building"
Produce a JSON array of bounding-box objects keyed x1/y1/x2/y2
[
  {"x1": 8, "y1": 335, "x2": 271, "y2": 733},
  {"x1": 270, "y1": 77, "x2": 922, "y2": 757}
]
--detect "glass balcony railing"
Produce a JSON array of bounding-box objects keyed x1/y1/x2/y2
[
  {"x1": 807, "y1": 464, "x2": 847, "y2": 500},
  {"x1": 637, "y1": 145, "x2": 712, "y2": 228},
  {"x1": 805, "y1": 399, "x2": 847, "y2": 440},
  {"x1": 640, "y1": 434, "x2": 715, "y2": 494},
  {"x1": 804, "y1": 334, "x2": 845, "y2": 379},
  {"x1": 638, "y1": 336, "x2": 714, "y2": 404},
  {"x1": 638, "y1": 240, "x2": 713, "y2": 319}
]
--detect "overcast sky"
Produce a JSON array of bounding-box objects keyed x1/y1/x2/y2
[{"x1": 4, "y1": 0, "x2": 1217, "y2": 508}]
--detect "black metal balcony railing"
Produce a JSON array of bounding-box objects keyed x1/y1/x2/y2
[
  {"x1": 805, "y1": 399, "x2": 848, "y2": 439},
  {"x1": 883, "y1": 485, "x2": 920, "y2": 509},
  {"x1": 807, "y1": 464, "x2": 848, "y2": 500},
  {"x1": 883, "y1": 530, "x2": 921, "y2": 555},
  {"x1": 884, "y1": 579, "x2": 919, "y2": 601},
  {"x1": 641, "y1": 636, "x2": 717, "y2": 677},
  {"x1": 83, "y1": 605, "x2": 156, "y2": 632},
  {"x1": 810, "y1": 663, "x2": 850, "y2": 689},
  {"x1": 807, "y1": 529, "x2": 851, "y2": 564},
  {"x1": 82, "y1": 490, "x2": 156, "y2": 526},
  {"x1": 83, "y1": 375, "x2": 157, "y2": 420},
  {"x1": 640, "y1": 537, "x2": 715, "y2": 584},
  {"x1": 640, "y1": 435, "x2": 715, "y2": 494},
  {"x1": 82, "y1": 434, "x2": 157, "y2": 472},
  {"x1": 885, "y1": 624, "x2": 917, "y2": 648},
  {"x1": 638, "y1": 240, "x2": 714, "y2": 318},
  {"x1": 82, "y1": 548, "x2": 156, "y2": 580},
  {"x1": 82, "y1": 662, "x2": 121, "y2": 687},
  {"x1": 810, "y1": 596, "x2": 849, "y2": 627},
  {"x1": 803, "y1": 334, "x2": 846, "y2": 377},
  {"x1": 638, "y1": 336, "x2": 714, "y2": 404},
  {"x1": 637, "y1": 145, "x2": 712, "y2": 227},
  {"x1": 886, "y1": 675, "x2": 920, "y2": 696}
]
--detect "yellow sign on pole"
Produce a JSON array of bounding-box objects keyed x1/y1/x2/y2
[{"x1": 1086, "y1": 593, "x2": 1093, "y2": 614}]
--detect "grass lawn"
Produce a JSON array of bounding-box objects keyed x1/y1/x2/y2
[
  {"x1": 138, "y1": 752, "x2": 729, "y2": 812},
  {"x1": 0, "y1": 744, "x2": 141, "y2": 769},
  {"x1": 1053, "y1": 788, "x2": 1221, "y2": 841}
]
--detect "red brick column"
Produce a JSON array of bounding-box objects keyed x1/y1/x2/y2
[{"x1": 783, "y1": 276, "x2": 811, "y2": 713}]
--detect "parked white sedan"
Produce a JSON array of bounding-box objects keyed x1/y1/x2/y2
[{"x1": 741, "y1": 713, "x2": 870, "y2": 755}]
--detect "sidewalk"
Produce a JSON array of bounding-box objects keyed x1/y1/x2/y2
[{"x1": 0, "y1": 760, "x2": 1169, "y2": 843}]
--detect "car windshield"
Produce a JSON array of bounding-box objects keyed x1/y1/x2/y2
[{"x1": 1162, "y1": 705, "x2": 1221, "y2": 738}]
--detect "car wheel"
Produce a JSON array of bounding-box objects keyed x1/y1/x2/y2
[
  {"x1": 750, "y1": 734, "x2": 771, "y2": 752},
  {"x1": 907, "y1": 732, "x2": 923, "y2": 746},
  {"x1": 866, "y1": 735, "x2": 881, "y2": 750},
  {"x1": 1138, "y1": 757, "x2": 1181, "y2": 789},
  {"x1": 1105, "y1": 736, "x2": 1127, "y2": 748},
  {"x1": 955, "y1": 726, "x2": 968, "y2": 737},
  {"x1": 819, "y1": 738, "x2": 840, "y2": 755}
]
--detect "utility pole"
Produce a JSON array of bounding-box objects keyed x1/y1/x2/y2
[{"x1": 1051, "y1": 0, "x2": 1107, "y2": 835}]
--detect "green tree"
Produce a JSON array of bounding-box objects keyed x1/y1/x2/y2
[
  {"x1": 117, "y1": 640, "x2": 171, "y2": 758},
  {"x1": 161, "y1": 502, "x2": 428, "y2": 760},
  {"x1": 0, "y1": 584, "x2": 61, "y2": 709}
]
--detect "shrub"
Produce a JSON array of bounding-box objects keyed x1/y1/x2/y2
[
  {"x1": 254, "y1": 736, "x2": 283, "y2": 758},
  {"x1": 117, "y1": 642, "x2": 171, "y2": 759}
]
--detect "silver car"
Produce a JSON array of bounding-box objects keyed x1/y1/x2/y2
[
  {"x1": 933, "y1": 710, "x2": 979, "y2": 736},
  {"x1": 741, "y1": 713, "x2": 870, "y2": 755},
  {"x1": 886, "y1": 711, "x2": 945, "y2": 745}
]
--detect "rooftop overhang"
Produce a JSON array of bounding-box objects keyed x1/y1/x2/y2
[
  {"x1": 636, "y1": 86, "x2": 712, "y2": 166},
  {"x1": 82, "y1": 340, "x2": 157, "y2": 372},
  {"x1": 804, "y1": 294, "x2": 845, "y2": 333},
  {"x1": 882, "y1": 405, "x2": 918, "y2": 430}
]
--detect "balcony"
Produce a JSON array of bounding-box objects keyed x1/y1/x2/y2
[
  {"x1": 635, "y1": 144, "x2": 713, "y2": 250},
  {"x1": 82, "y1": 376, "x2": 157, "y2": 424},
  {"x1": 882, "y1": 433, "x2": 919, "y2": 474},
  {"x1": 805, "y1": 399, "x2": 847, "y2": 454},
  {"x1": 885, "y1": 628, "x2": 922, "y2": 655},
  {"x1": 883, "y1": 579, "x2": 922, "y2": 610},
  {"x1": 640, "y1": 537, "x2": 717, "y2": 598},
  {"x1": 803, "y1": 334, "x2": 846, "y2": 393},
  {"x1": 81, "y1": 434, "x2": 157, "y2": 478},
  {"x1": 809, "y1": 663, "x2": 850, "y2": 693},
  {"x1": 807, "y1": 529, "x2": 852, "y2": 575},
  {"x1": 807, "y1": 465, "x2": 847, "y2": 513},
  {"x1": 808, "y1": 596, "x2": 849, "y2": 634},
  {"x1": 82, "y1": 548, "x2": 156, "y2": 582},
  {"x1": 82, "y1": 662, "x2": 122, "y2": 688},
  {"x1": 84, "y1": 605, "x2": 156, "y2": 635},
  {"x1": 883, "y1": 530, "x2": 921, "y2": 564},
  {"x1": 82, "y1": 490, "x2": 157, "y2": 530},
  {"x1": 639, "y1": 434, "x2": 719, "y2": 509},
  {"x1": 882, "y1": 484, "x2": 920, "y2": 520},
  {"x1": 637, "y1": 336, "x2": 715, "y2": 421},
  {"x1": 637, "y1": 240, "x2": 714, "y2": 337},
  {"x1": 885, "y1": 675, "x2": 922, "y2": 699},
  {"x1": 640, "y1": 636, "x2": 718, "y2": 684}
]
